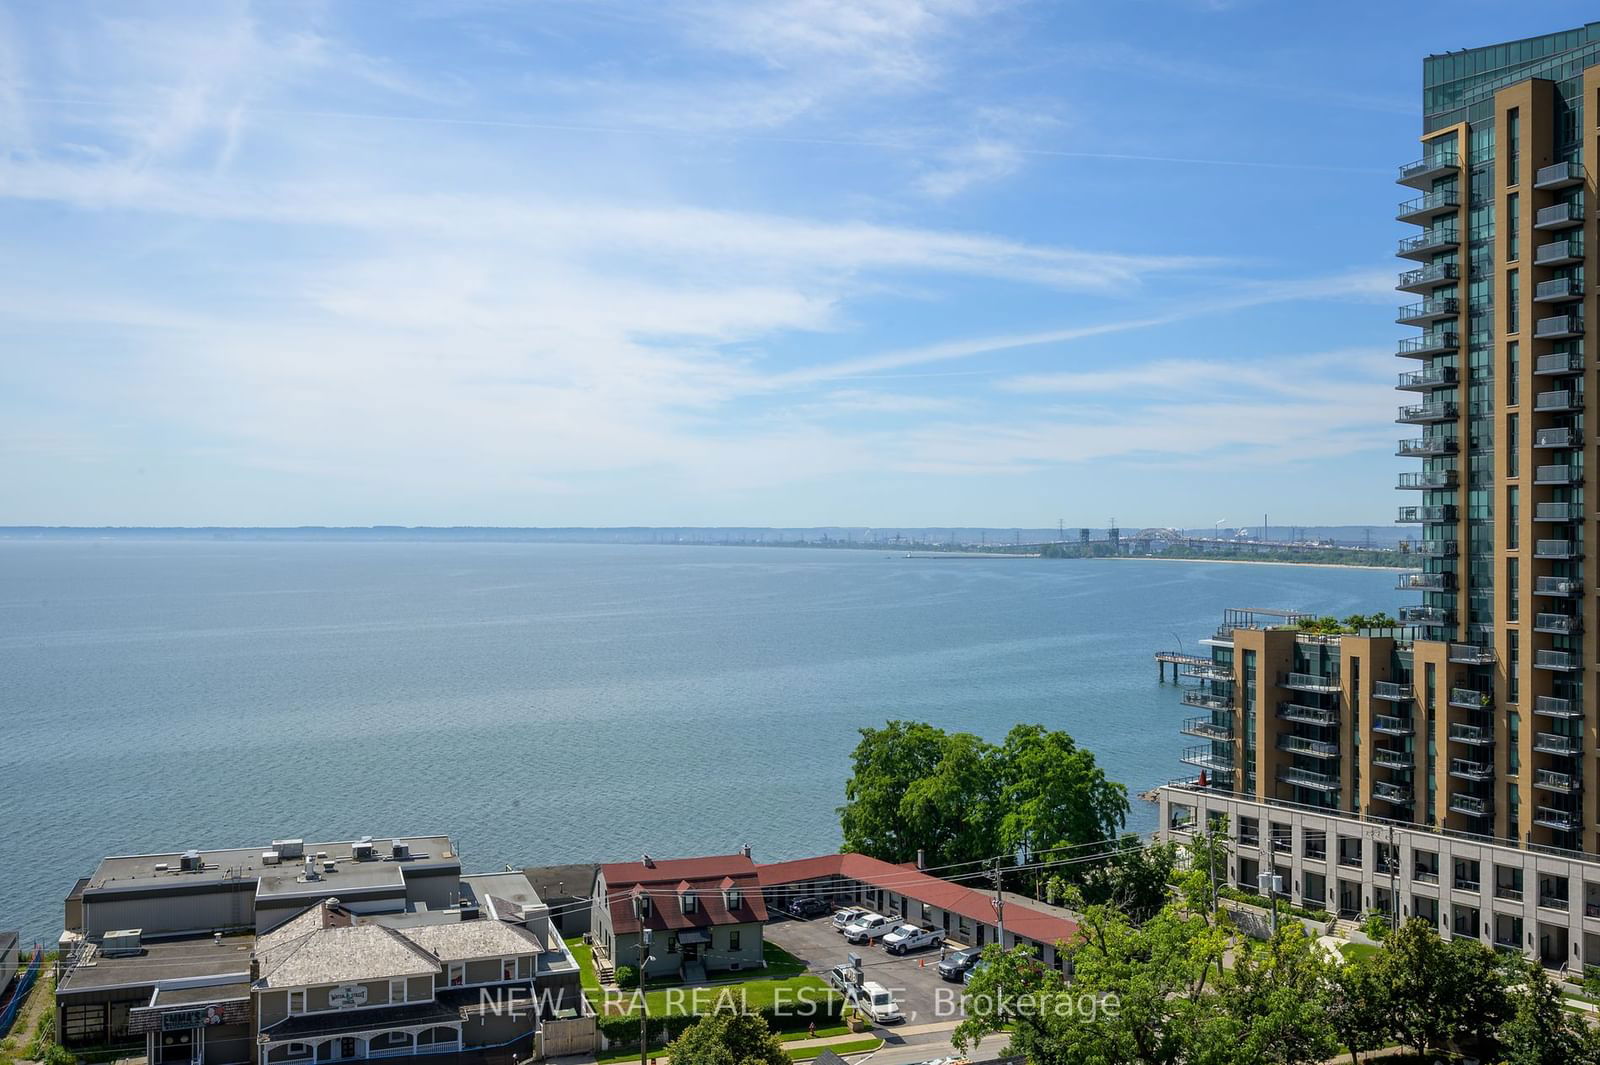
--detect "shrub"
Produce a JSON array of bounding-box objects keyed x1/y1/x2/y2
[
  {"x1": 615, "y1": 964, "x2": 639, "y2": 989},
  {"x1": 1361, "y1": 910, "x2": 1391, "y2": 941}
]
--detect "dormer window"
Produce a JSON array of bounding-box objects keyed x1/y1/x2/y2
[
  {"x1": 678, "y1": 880, "x2": 697, "y2": 913},
  {"x1": 720, "y1": 876, "x2": 741, "y2": 910}
]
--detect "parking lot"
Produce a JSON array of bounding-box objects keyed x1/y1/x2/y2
[{"x1": 765, "y1": 913, "x2": 969, "y2": 1026}]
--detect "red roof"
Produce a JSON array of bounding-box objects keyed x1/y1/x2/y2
[
  {"x1": 600, "y1": 854, "x2": 767, "y2": 934},
  {"x1": 756, "y1": 853, "x2": 1077, "y2": 948}
]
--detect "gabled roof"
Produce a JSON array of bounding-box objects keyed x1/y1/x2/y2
[
  {"x1": 599, "y1": 854, "x2": 766, "y2": 934},
  {"x1": 394, "y1": 920, "x2": 544, "y2": 964},
  {"x1": 253, "y1": 901, "x2": 437, "y2": 989},
  {"x1": 755, "y1": 853, "x2": 1078, "y2": 947}
]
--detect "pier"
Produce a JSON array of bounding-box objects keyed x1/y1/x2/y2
[{"x1": 1154, "y1": 651, "x2": 1209, "y2": 683}]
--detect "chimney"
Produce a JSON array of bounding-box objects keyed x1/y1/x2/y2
[
  {"x1": 642, "y1": 855, "x2": 654, "y2": 868},
  {"x1": 740, "y1": 843, "x2": 752, "y2": 860},
  {"x1": 916, "y1": 849, "x2": 925, "y2": 871}
]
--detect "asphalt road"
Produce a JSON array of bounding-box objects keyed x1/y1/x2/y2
[{"x1": 765, "y1": 915, "x2": 970, "y2": 1028}]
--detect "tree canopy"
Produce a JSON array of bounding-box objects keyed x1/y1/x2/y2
[
  {"x1": 839, "y1": 721, "x2": 1128, "y2": 872},
  {"x1": 664, "y1": 1012, "x2": 789, "y2": 1065}
]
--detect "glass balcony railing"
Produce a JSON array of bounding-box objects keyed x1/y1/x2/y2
[
  {"x1": 1396, "y1": 332, "x2": 1460, "y2": 357},
  {"x1": 1181, "y1": 745, "x2": 1235, "y2": 772},
  {"x1": 1398, "y1": 605, "x2": 1451, "y2": 625},
  {"x1": 1533, "y1": 575, "x2": 1582, "y2": 597},
  {"x1": 1397, "y1": 188, "x2": 1460, "y2": 222},
  {"x1": 1533, "y1": 539, "x2": 1581, "y2": 559},
  {"x1": 1533, "y1": 389, "x2": 1583, "y2": 412},
  {"x1": 1534, "y1": 350, "x2": 1584, "y2": 374},
  {"x1": 1396, "y1": 297, "x2": 1459, "y2": 324},
  {"x1": 1534, "y1": 649, "x2": 1580, "y2": 671},
  {"x1": 1397, "y1": 366, "x2": 1456, "y2": 390},
  {"x1": 1397, "y1": 471, "x2": 1455, "y2": 490},
  {"x1": 1396, "y1": 436, "x2": 1456, "y2": 456},
  {"x1": 1279, "y1": 672, "x2": 1340, "y2": 693},
  {"x1": 1534, "y1": 501, "x2": 1584, "y2": 521},
  {"x1": 1448, "y1": 686, "x2": 1491, "y2": 710},
  {"x1": 1372, "y1": 780, "x2": 1414, "y2": 805},
  {"x1": 1534, "y1": 277, "x2": 1583, "y2": 303},
  {"x1": 1398, "y1": 152, "x2": 1459, "y2": 187},
  {"x1": 1534, "y1": 732, "x2": 1581, "y2": 756},
  {"x1": 1277, "y1": 734, "x2": 1338, "y2": 758},
  {"x1": 1180, "y1": 716, "x2": 1231, "y2": 740},
  {"x1": 1396, "y1": 401, "x2": 1457, "y2": 423},
  {"x1": 1535, "y1": 201, "x2": 1586, "y2": 230},
  {"x1": 1417, "y1": 539, "x2": 1459, "y2": 557},
  {"x1": 1397, "y1": 571, "x2": 1450, "y2": 591},
  {"x1": 1398, "y1": 228, "x2": 1460, "y2": 259},
  {"x1": 1396, "y1": 505, "x2": 1455, "y2": 523},
  {"x1": 1448, "y1": 643, "x2": 1492, "y2": 663},
  {"x1": 1277, "y1": 766, "x2": 1339, "y2": 793},
  {"x1": 1535, "y1": 768, "x2": 1576, "y2": 793},
  {"x1": 1448, "y1": 722, "x2": 1492, "y2": 745},
  {"x1": 1371, "y1": 746, "x2": 1412, "y2": 769},
  {"x1": 1450, "y1": 758, "x2": 1494, "y2": 781},
  {"x1": 1397, "y1": 261, "x2": 1459, "y2": 291},
  {"x1": 1373, "y1": 680, "x2": 1413, "y2": 701},
  {"x1": 1534, "y1": 314, "x2": 1585, "y2": 340},
  {"x1": 1534, "y1": 161, "x2": 1585, "y2": 189},
  {"x1": 1533, "y1": 426, "x2": 1581, "y2": 448},
  {"x1": 1277, "y1": 702, "x2": 1337, "y2": 727},
  {"x1": 1373, "y1": 714, "x2": 1415, "y2": 736},
  {"x1": 1180, "y1": 690, "x2": 1231, "y2": 711},
  {"x1": 1534, "y1": 613, "x2": 1582, "y2": 635},
  {"x1": 1535, "y1": 808, "x2": 1580, "y2": 833},
  {"x1": 1535, "y1": 238, "x2": 1584, "y2": 265},
  {"x1": 1533, "y1": 465, "x2": 1582, "y2": 486},
  {"x1": 1534, "y1": 694, "x2": 1582, "y2": 719},
  {"x1": 1448, "y1": 793, "x2": 1491, "y2": 817}
]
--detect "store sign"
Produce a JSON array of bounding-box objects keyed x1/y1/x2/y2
[
  {"x1": 328, "y1": 984, "x2": 369, "y2": 1009},
  {"x1": 162, "y1": 1006, "x2": 226, "y2": 1030}
]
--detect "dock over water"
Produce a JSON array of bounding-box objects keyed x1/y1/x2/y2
[{"x1": 1154, "y1": 651, "x2": 1209, "y2": 683}]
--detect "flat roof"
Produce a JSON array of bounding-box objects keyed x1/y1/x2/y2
[
  {"x1": 461, "y1": 872, "x2": 547, "y2": 917},
  {"x1": 84, "y1": 835, "x2": 458, "y2": 894},
  {"x1": 151, "y1": 981, "x2": 252, "y2": 1007},
  {"x1": 58, "y1": 934, "x2": 255, "y2": 995},
  {"x1": 256, "y1": 863, "x2": 406, "y2": 899}
]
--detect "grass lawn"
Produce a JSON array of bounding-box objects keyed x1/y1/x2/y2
[
  {"x1": 1339, "y1": 942, "x2": 1380, "y2": 965},
  {"x1": 789, "y1": 1038, "x2": 883, "y2": 1061},
  {"x1": 564, "y1": 937, "x2": 840, "y2": 1018},
  {"x1": 779, "y1": 1025, "x2": 850, "y2": 1042}
]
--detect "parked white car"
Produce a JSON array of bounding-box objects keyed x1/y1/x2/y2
[
  {"x1": 832, "y1": 907, "x2": 867, "y2": 932},
  {"x1": 842, "y1": 913, "x2": 892, "y2": 944},
  {"x1": 881, "y1": 923, "x2": 943, "y2": 955},
  {"x1": 851, "y1": 980, "x2": 904, "y2": 1025}
]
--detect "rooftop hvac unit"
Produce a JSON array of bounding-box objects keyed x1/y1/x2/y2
[
  {"x1": 154, "y1": 863, "x2": 169, "y2": 873},
  {"x1": 262, "y1": 851, "x2": 281, "y2": 866},
  {"x1": 179, "y1": 850, "x2": 203, "y2": 872},
  {"x1": 272, "y1": 839, "x2": 305, "y2": 859},
  {"x1": 101, "y1": 929, "x2": 143, "y2": 957},
  {"x1": 391, "y1": 840, "x2": 410, "y2": 861},
  {"x1": 323, "y1": 860, "x2": 337, "y2": 874},
  {"x1": 352, "y1": 840, "x2": 375, "y2": 862}
]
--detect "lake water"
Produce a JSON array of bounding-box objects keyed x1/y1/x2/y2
[{"x1": 0, "y1": 541, "x2": 1395, "y2": 945}]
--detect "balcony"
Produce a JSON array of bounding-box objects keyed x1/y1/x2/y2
[
  {"x1": 1373, "y1": 680, "x2": 1413, "y2": 702},
  {"x1": 1181, "y1": 745, "x2": 1235, "y2": 772},
  {"x1": 1371, "y1": 745, "x2": 1412, "y2": 769},
  {"x1": 1534, "y1": 649, "x2": 1580, "y2": 671},
  {"x1": 1535, "y1": 201, "x2": 1586, "y2": 230},
  {"x1": 1532, "y1": 540, "x2": 1580, "y2": 560},
  {"x1": 1181, "y1": 715, "x2": 1232, "y2": 741},
  {"x1": 1182, "y1": 664, "x2": 1234, "y2": 682},
  {"x1": 1495, "y1": 883, "x2": 1524, "y2": 902},
  {"x1": 1397, "y1": 505, "x2": 1456, "y2": 523},
  {"x1": 1397, "y1": 331, "x2": 1459, "y2": 357},
  {"x1": 1417, "y1": 539, "x2": 1460, "y2": 557},
  {"x1": 1397, "y1": 261, "x2": 1460, "y2": 293},
  {"x1": 1398, "y1": 227, "x2": 1461, "y2": 260},
  {"x1": 1448, "y1": 722, "x2": 1493, "y2": 746},
  {"x1": 1534, "y1": 612, "x2": 1582, "y2": 635},
  {"x1": 1534, "y1": 314, "x2": 1585, "y2": 340},
  {"x1": 1278, "y1": 734, "x2": 1338, "y2": 759},
  {"x1": 1373, "y1": 714, "x2": 1415, "y2": 736},
  {"x1": 1397, "y1": 571, "x2": 1451, "y2": 591},
  {"x1": 1396, "y1": 297, "x2": 1460, "y2": 325},
  {"x1": 1534, "y1": 575, "x2": 1582, "y2": 598},
  {"x1": 1535, "y1": 277, "x2": 1584, "y2": 304},
  {"x1": 1450, "y1": 758, "x2": 1494, "y2": 782},
  {"x1": 1396, "y1": 400, "x2": 1458, "y2": 424},
  {"x1": 1449, "y1": 793, "x2": 1492, "y2": 817},
  {"x1": 1535, "y1": 352, "x2": 1585, "y2": 377},
  {"x1": 1448, "y1": 642, "x2": 1494, "y2": 664},
  {"x1": 1533, "y1": 389, "x2": 1583, "y2": 412},
  {"x1": 1535, "y1": 238, "x2": 1584, "y2": 266},
  {"x1": 1398, "y1": 152, "x2": 1460, "y2": 188},
  {"x1": 1535, "y1": 768, "x2": 1576, "y2": 794},
  {"x1": 1397, "y1": 471, "x2": 1455, "y2": 490},
  {"x1": 1181, "y1": 690, "x2": 1232, "y2": 711},
  {"x1": 1535, "y1": 501, "x2": 1585, "y2": 522},
  {"x1": 1397, "y1": 188, "x2": 1461, "y2": 224},
  {"x1": 1372, "y1": 780, "x2": 1414, "y2": 806},
  {"x1": 1534, "y1": 426, "x2": 1581, "y2": 448},
  {"x1": 1449, "y1": 686, "x2": 1491, "y2": 710},
  {"x1": 1399, "y1": 605, "x2": 1452, "y2": 625},
  {"x1": 1277, "y1": 702, "x2": 1338, "y2": 727},
  {"x1": 1535, "y1": 161, "x2": 1585, "y2": 189},
  {"x1": 1280, "y1": 671, "x2": 1340, "y2": 694},
  {"x1": 1278, "y1": 766, "x2": 1339, "y2": 793},
  {"x1": 1534, "y1": 732, "x2": 1581, "y2": 756},
  {"x1": 1533, "y1": 465, "x2": 1582, "y2": 486},
  {"x1": 1397, "y1": 365, "x2": 1457, "y2": 391},
  {"x1": 1534, "y1": 807, "x2": 1581, "y2": 832},
  {"x1": 1534, "y1": 694, "x2": 1582, "y2": 719},
  {"x1": 1397, "y1": 436, "x2": 1457, "y2": 457}
]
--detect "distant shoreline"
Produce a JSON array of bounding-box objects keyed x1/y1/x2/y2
[{"x1": 1109, "y1": 555, "x2": 1410, "y2": 573}]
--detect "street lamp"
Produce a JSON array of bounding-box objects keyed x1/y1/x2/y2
[{"x1": 1257, "y1": 869, "x2": 1282, "y2": 937}]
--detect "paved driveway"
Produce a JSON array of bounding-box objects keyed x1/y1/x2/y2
[{"x1": 765, "y1": 915, "x2": 968, "y2": 1028}]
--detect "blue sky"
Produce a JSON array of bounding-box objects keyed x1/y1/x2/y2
[{"x1": 0, "y1": 2, "x2": 1571, "y2": 526}]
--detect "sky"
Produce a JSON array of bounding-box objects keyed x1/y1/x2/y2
[{"x1": 0, "y1": 2, "x2": 1579, "y2": 527}]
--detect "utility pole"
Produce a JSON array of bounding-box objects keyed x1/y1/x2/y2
[
  {"x1": 1208, "y1": 823, "x2": 1218, "y2": 914},
  {"x1": 1258, "y1": 839, "x2": 1279, "y2": 939},
  {"x1": 1387, "y1": 824, "x2": 1399, "y2": 935},
  {"x1": 634, "y1": 905, "x2": 652, "y2": 1065},
  {"x1": 991, "y1": 856, "x2": 1006, "y2": 946}
]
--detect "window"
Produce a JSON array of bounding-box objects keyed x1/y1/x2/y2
[
  {"x1": 1506, "y1": 107, "x2": 1520, "y2": 183},
  {"x1": 1506, "y1": 270, "x2": 1519, "y2": 334},
  {"x1": 681, "y1": 891, "x2": 698, "y2": 914},
  {"x1": 448, "y1": 963, "x2": 465, "y2": 987},
  {"x1": 288, "y1": 990, "x2": 305, "y2": 1015},
  {"x1": 502, "y1": 958, "x2": 518, "y2": 981},
  {"x1": 1506, "y1": 342, "x2": 1518, "y2": 407},
  {"x1": 389, "y1": 979, "x2": 407, "y2": 1005},
  {"x1": 730, "y1": 930, "x2": 742, "y2": 951},
  {"x1": 61, "y1": 1004, "x2": 105, "y2": 1043},
  {"x1": 1506, "y1": 192, "x2": 1519, "y2": 261},
  {"x1": 667, "y1": 935, "x2": 677, "y2": 955},
  {"x1": 1506, "y1": 556, "x2": 1518, "y2": 620}
]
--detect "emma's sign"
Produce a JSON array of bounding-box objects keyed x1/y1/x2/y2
[{"x1": 328, "y1": 985, "x2": 369, "y2": 1009}]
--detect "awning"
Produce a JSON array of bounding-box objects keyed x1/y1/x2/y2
[{"x1": 675, "y1": 930, "x2": 712, "y2": 945}]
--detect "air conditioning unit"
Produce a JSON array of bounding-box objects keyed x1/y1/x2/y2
[
  {"x1": 102, "y1": 929, "x2": 143, "y2": 957},
  {"x1": 179, "y1": 850, "x2": 203, "y2": 872},
  {"x1": 391, "y1": 841, "x2": 411, "y2": 861},
  {"x1": 272, "y1": 839, "x2": 305, "y2": 859},
  {"x1": 262, "y1": 851, "x2": 281, "y2": 866},
  {"x1": 353, "y1": 838, "x2": 375, "y2": 862}
]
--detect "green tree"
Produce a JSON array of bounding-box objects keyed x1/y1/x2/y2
[
  {"x1": 997, "y1": 724, "x2": 1129, "y2": 872},
  {"x1": 664, "y1": 1012, "x2": 789, "y2": 1065},
  {"x1": 1187, "y1": 926, "x2": 1339, "y2": 1065},
  {"x1": 838, "y1": 721, "x2": 958, "y2": 864},
  {"x1": 1499, "y1": 961, "x2": 1597, "y2": 1065},
  {"x1": 1368, "y1": 918, "x2": 1511, "y2": 1058},
  {"x1": 1075, "y1": 836, "x2": 1178, "y2": 923},
  {"x1": 1324, "y1": 955, "x2": 1385, "y2": 1065}
]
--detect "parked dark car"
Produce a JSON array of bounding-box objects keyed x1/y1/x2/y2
[
  {"x1": 937, "y1": 947, "x2": 980, "y2": 982},
  {"x1": 790, "y1": 896, "x2": 830, "y2": 918}
]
